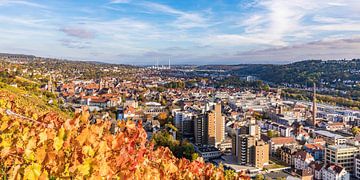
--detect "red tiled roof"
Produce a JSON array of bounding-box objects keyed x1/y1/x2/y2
[
  {"x1": 304, "y1": 143, "x2": 324, "y2": 150},
  {"x1": 271, "y1": 137, "x2": 296, "y2": 145}
]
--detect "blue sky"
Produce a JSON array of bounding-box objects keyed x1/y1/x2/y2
[{"x1": 1, "y1": 0, "x2": 360, "y2": 65}]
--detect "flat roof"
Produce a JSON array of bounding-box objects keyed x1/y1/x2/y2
[
  {"x1": 212, "y1": 156, "x2": 260, "y2": 173},
  {"x1": 327, "y1": 145, "x2": 358, "y2": 150},
  {"x1": 314, "y1": 130, "x2": 345, "y2": 139}
]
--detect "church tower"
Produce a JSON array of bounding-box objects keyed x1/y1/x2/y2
[{"x1": 312, "y1": 82, "x2": 317, "y2": 127}]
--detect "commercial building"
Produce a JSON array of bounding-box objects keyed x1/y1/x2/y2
[
  {"x1": 325, "y1": 145, "x2": 359, "y2": 174},
  {"x1": 313, "y1": 130, "x2": 348, "y2": 145}
]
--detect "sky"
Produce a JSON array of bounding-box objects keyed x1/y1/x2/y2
[{"x1": 1, "y1": 0, "x2": 360, "y2": 65}]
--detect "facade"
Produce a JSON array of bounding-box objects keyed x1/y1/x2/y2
[
  {"x1": 294, "y1": 150, "x2": 315, "y2": 171},
  {"x1": 254, "y1": 140, "x2": 269, "y2": 168},
  {"x1": 195, "y1": 102, "x2": 225, "y2": 146},
  {"x1": 269, "y1": 137, "x2": 297, "y2": 156},
  {"x1": 355, "y1": 154, "x2": 360, "y2": 179},
  {"x1": 303, "y1": 143, "x2": 324, "y2": 161},
  {"x1": 279, "y1": 145, "x2": 298, "y2": 166},
  {"x1": 214, "y1": 103, "x2": 225, "y2": 145},
  {"x1": 313, "y1": 130, "x2": 348, "y2": 145},
  {"x1": 195, "y1": 146, "x2": 221, "y2": 161},
  {"x1": 174, "y1": 111, "x2": 194, "y2": 138},
  {"x1": 321, "y1": 164, "x2": 350, "y2": 180},
  {"x1": 194, "y1": 115, "x2": 207, "y2": 145},
  {"x1": 207, "y1": 111, "x2": 216, "y2": 145},
  {"x1": 325, "y1": 145, "x2": 359, "y2": 174},
  {"x1": 232, "y1": 126, "x2": 269, "y2": 168},
  {"x1": 309, "y1": 162, "x2": 324, "y2": 180}
]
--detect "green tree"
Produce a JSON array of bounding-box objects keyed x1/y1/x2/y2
[
  {"x1": 267, "y1": 130, "x2": 279, "y2": 138},
  {"x1": 255, "y1": 174, "x2": 264, "y2": 180},
  {"x1": 351, "y1": 126, "x2": 360, "y2": 136}
]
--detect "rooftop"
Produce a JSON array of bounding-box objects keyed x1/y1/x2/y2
[
  {"x1": 313, "y1": 130, "x2": 345, "y2": 139},
  {"x1": 212, "y1": 156, "x2": 260, "y2": 173}
]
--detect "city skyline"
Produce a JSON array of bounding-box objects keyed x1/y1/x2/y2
[{"x1": 1, "y1": 0, "x2": 360, "y2": 64}]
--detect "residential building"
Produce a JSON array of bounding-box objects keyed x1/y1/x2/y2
[
  {"x1": 279, "y1": 145, "x2": 298, "y2": 166},
  {"x1": 269, "y1": 137, "x2": 297, "y2": 156},
  {"x1": 321, "y1": 164, "x2": 350, "y2": 180},
  {"x1": 294, "y1": 150, "x2": 314, "y2": 171},
  {"x1": 303, "y1": 143, "x2": 324, "y2": 161},
  {"x1": 355, "y1": 154, "x2": 360, "y2": 179},
  {"x1": 232, "y1": 127, "x2": 269, "y2": 168}
]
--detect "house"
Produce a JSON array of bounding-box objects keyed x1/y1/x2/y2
[
  {"x1": 309, "y1": 161, "x2": 323, "y2": 180},
  {"x1": 124, "y1": 106, "x2": 136, "y2": 119},
  {"x1": 303, "y1": 143, "x2": 324, "y2": 161},
  {"x1": 294, "y1": 150, "x2": 314, "y2": 171},
  {"x1": 321, "y1": 164, "x2": 350, "y2": 180},
  {"x1": 270, "y1": 137, "x2": 297, "y2": 156},
  {"x1": 279, "y1": 145, "x2": 298, "y2": 166}
]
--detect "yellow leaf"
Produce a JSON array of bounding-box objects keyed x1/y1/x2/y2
[
  {"x1": 58, "y1": 127, "x2": 66, "y2": 140},
  {"x1": 77, "y1": 158, "x2": 92, "y2": 176},
  {"x1": 53, "y1": 136, "x2": 64, "y2": 151},
  {"x1": 39, "y1": 171, "x2": 48, "y2": 180},
  {"x1": 76, "y1": 128, "x2": 89, "y2": 146},
  {"x1": 26, "y1": 137, "x2": 37, "y2": 150},
  {"x1": 24, "y1": 163, "x2": 42, "y2": 180},
  {"x1": 35, "y1": 146, "x2": 47, "y2": 164},
  {"x1": 82, "y1": 145, "x2": 95, "y2": 157},
  {"x1": 38, "y1": 132, "x2": 47, "y2": 145},
  {"x1": 0, "y1": 121, "x2": 8, "y2": 131}
]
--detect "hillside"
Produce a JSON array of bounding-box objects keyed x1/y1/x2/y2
[
  {"x1": 0, "y1": 78, "x2": 247, "y2": 179},
  {"x1": 230, "y1": 60, "x2": 360, "y2": 89}
]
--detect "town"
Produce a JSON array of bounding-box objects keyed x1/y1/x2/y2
[{"x1": 1, "y1": 54, "x2": 360, "y2": 179}]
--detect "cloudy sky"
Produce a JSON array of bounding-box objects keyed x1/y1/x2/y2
[{"x1": 1, "y1": 0, "x2": 360, "y2": 65}]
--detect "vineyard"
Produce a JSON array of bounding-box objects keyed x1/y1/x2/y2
[{"x1": 0, "y1": 87, "x2": 248, "y2": 179}]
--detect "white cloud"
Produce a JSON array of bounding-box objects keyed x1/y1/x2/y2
[
  {"x1": 139, "y1": 2, "x2": 209, "y2": 29},
  {"x1": 0, "y1": 0, "x2": 47, "y2": 8},
  {"x1": 110, "y1": 0, "x2": 130, "y2": 4}
]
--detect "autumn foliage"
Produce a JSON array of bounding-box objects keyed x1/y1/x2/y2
[{"x1": 0, "y1": 103, "x2": 248, "y2": 179}]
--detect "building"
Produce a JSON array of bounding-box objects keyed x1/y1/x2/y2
[
  {"x1": 325, "y1": 145, "x2": 359, "y2": 174},
  {"x1": 232, "y1": 126, "x2": 269, "y2": 169},
  {"x1": 214, "y1": 103, "x2": 225, "y2": 145},
  {"x1": 195, "y1": 102, "x2": 225, "y2": 146},
  {"x1": 194, "y1": 115, "x2": 207, "y2": 145},
  {"x1": 279, "y1": 145, "x2": 298, "y2": 166},
  {"x1": 294, "y1": 150, "x2": 315, "y2": 171},
  {"x1": 355, "y1": 154, "x2": 360, "y2": 179},
  {"x1": 309, "y1": 161, "x2": 324, "y2": 180},
  {"x1": 313, "y1": 130, "x2": 348, "y2": 145},
  {"x1": 195, "y1": 146, "x2": 221, "y2": 161},
  {"x1": 174, "y1": 111, "x2": 194, "y2": 138},
  {"x1": 269, "y1": 137, "x2": 297, "y2": 156},
  {"x1": 303, "y1": 143, "x2": 324, "y2": 161},
  {"x1": 253, "y1": 140, "x2": 269, "y2": 168},
  {"x1": 207, "y1": 111, "x2": 216, "y2": 145},
  {"x1": 321, "y1": 164, "x2": 350, "y2": 180}
]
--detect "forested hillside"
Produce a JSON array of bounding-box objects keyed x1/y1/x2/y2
[{"x1": 231, "y1": 60, "x2": 360, "y2": 90}]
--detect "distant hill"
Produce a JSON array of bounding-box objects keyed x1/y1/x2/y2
[{"x1": 230, "y1": 60, "x2": 360, "y2": 88}]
